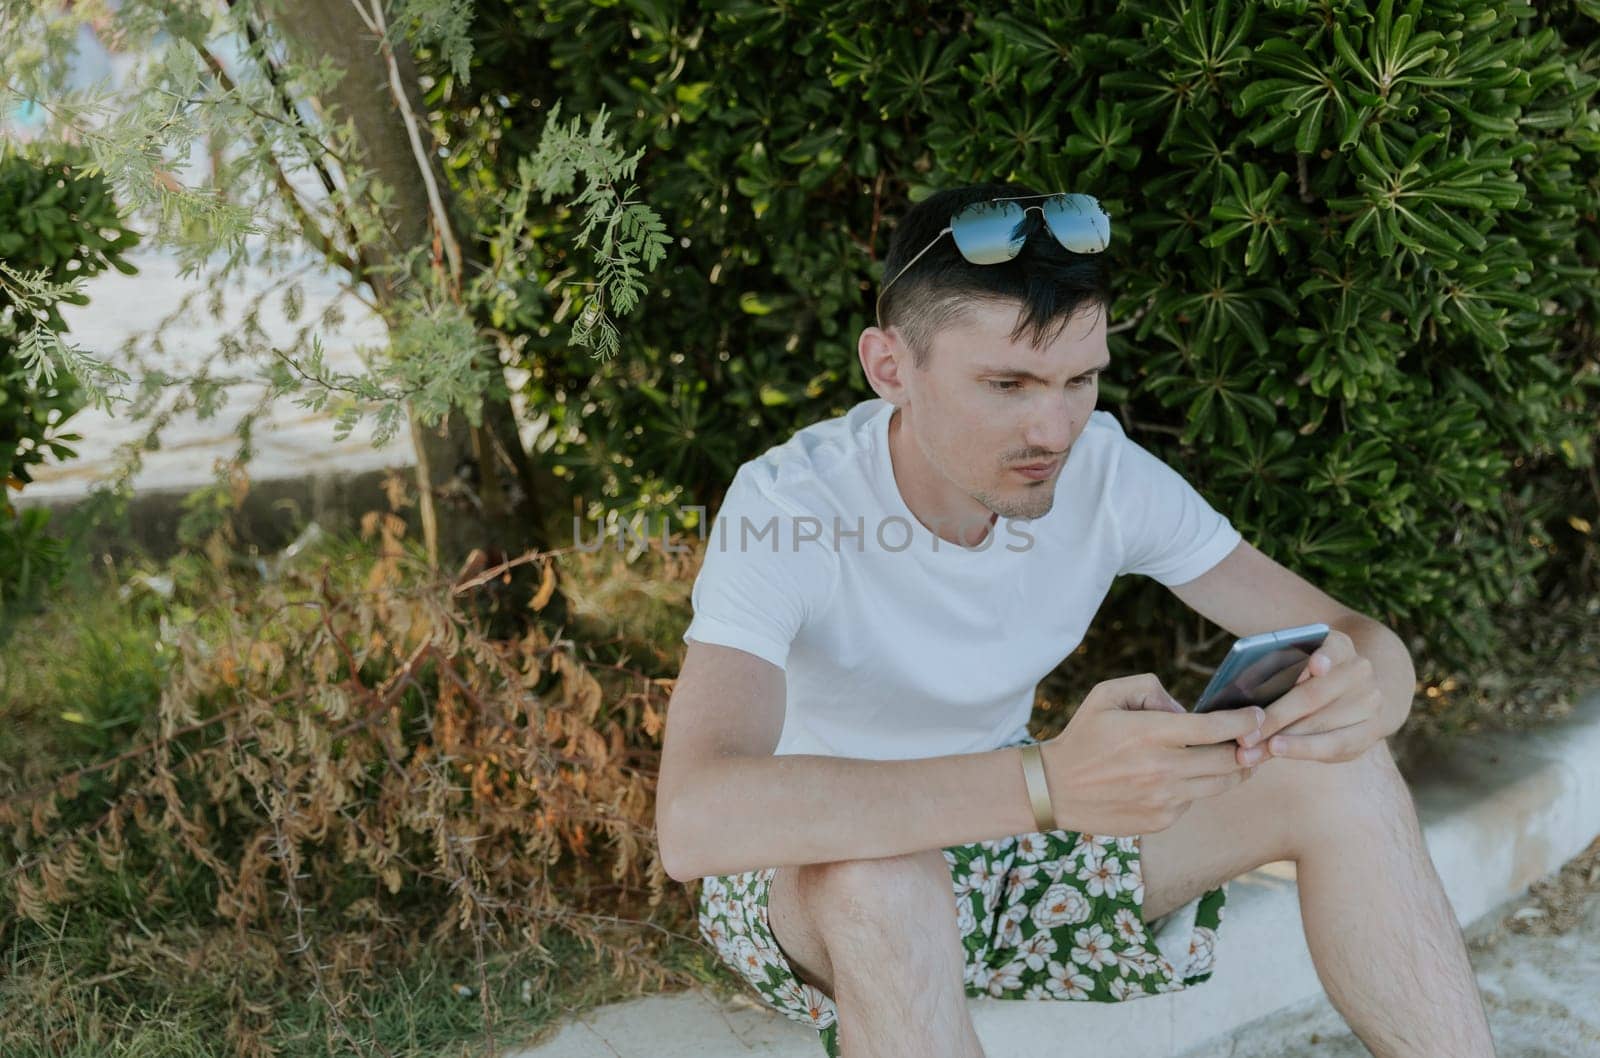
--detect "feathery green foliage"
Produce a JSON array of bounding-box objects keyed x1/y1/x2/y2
[{"x1": 0, "y1": 0, "x2": 668, "y2": 513}]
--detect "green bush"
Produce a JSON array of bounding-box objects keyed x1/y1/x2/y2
[
  {"x1": 0, "y1": 154, "x2": 139, "y2": 616},
  {"x1": 424, "y1": 0, "x2": 1600, "y2": 669}
]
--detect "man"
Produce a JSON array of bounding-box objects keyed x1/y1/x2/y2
[{"x1": 654, "y1": 182, "x2": 1495, "y2": 1058}]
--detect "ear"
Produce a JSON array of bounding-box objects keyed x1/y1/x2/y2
[{"x1": 859, "y1": 324, "x2": 909, "y2": 403}]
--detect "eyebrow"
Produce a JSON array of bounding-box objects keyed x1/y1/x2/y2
[{"x1": 974, "y1": 358, "x2": 1110, "y2": 383}]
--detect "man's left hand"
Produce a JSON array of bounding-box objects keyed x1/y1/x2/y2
[{"x1": 1254, "y1": 627, "x2": 1386, "y2": 764}]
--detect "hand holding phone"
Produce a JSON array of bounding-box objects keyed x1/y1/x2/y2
[
  {"x1": 1042, "y1": 673, "x2": 1267, "y2": 835},
  {"x1": 1191, "y1": 623, "x2": 1331, "y2": 715}
]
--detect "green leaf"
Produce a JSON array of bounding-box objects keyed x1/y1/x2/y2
[
  {"x1": 1294, "y1": 95, "x2": 1326, "y2": 154},
  {"x1": 738, "y1": 291, "x2": 777, "y2": 315},
  {"x1": 1332, "y1": 23, "x2": 1375, "y2": 88}
]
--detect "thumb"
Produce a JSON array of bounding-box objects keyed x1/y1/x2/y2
[
  {"x1": 1130, "y1": 678, "x2": 1187, "y2": 714},
  {"x1": 1088, "y1": 675, "x2": 1188, "y2": 714}
]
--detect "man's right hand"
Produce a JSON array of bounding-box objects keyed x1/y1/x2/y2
[{"x1": 1041, "y1": 674, "x2": 1265, "y2": 836}]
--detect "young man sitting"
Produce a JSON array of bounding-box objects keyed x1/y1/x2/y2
[{"x1": 654, "y1": 182, "x2": 1496, "y2": 1058}]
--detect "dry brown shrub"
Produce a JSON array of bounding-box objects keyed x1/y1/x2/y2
[{"x1": 0, "y1": 490, "x2": 700, "y2": 1056}]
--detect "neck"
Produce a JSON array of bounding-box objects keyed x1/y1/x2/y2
[{"x1": 887, "y1": 405, "x2": 999, "y2": 548}]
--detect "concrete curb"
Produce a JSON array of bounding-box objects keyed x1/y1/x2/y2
[{"x1": 513, "y1": 689, "x2": 1600, "y2": 1058}]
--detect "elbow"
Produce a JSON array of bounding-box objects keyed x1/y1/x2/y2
[
  {"x1": 655, "y1": 788, "x2": 699, "y2": 884},
  {"x1": 1374, "y1": 624, "x2": 1418, "y2": 735}
]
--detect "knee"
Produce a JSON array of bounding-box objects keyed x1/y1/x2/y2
[
  {"x1": 1290, "y1": 737, "x2": 1413, "y2": 836},
  {"x1": 791, "y1": 848, "x2": 954, "y2": 939},
  {"x1": 1345, "y1": 737, "x2": 1409, "y2": 804}
]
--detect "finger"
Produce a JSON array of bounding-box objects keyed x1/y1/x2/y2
[
  {"x1": 1183, "y1": 768, "x2": 1254, "y2": 800},
  {"x1": 1169, "y1": 705, "x2": 1264, "y2": 748},
  {"x1": 1296, "y1": 652, "x2": 1329, "y2": 684},
  {"x1": 1291, "y1": 644, "x2": 1339, "y2": 690},
  {"x1": 1235, "y1": 739, "x2": 1272, "y2": 767},
  {"x1": 1262, "y1": 660, "x2": 1367, "y2": 740},
  {"x1": 1116, "y1": 674, "x2": 1186, "y2": 714},
  {"x1": 1178, "y1": 742, "x2": 1259, "y2": 778},
  {"x1": 1315, "y1": 628, "x2": 1355, "y2": 665},
  {"x1": 1308, "y1": 652, "x2": 1335, "y2": 675},
  {"x1": 1154, "y1": 687, "x2": 1186, "y2": 714},
  {"x1": 1268, "y1": 696, "x2": 1371, "y2": 741},
  {"x1": 1295, "y1": 635, "x2": 1347, "y2": 685},
  {"x1": 1264, "y1": 724, "x2": 1376, "y2": 763}
]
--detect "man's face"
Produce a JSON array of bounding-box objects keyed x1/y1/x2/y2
[{"x1": 898, "y1": 299, "x2": 1108, "y2": 523}]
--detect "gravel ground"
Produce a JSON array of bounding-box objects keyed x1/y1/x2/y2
[{"x1": 1177, "y1": 833, "x2": 1600, "y2": 1058}]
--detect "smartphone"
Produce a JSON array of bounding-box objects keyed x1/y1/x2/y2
[{"x1": 1190, "y1": 622, "x2": 1330, "y2": 714}]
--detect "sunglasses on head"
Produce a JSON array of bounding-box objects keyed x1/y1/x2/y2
[{"x1": 875, "y1": 192, "x2": 1112, "y2": 329}]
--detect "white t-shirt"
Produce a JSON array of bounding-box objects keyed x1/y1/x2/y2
[{"x1": 681, "y1": 396, "x2": 1242, "y2": 762}]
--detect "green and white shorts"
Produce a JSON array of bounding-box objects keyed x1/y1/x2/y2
[{"x1": 693, "y1": 735, "x2": 1227, "y2": 1057}]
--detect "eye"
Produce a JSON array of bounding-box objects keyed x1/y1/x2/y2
[
  {"x1": 1070, "y1": 373, "x2": 1099, "y2": 388},
  {"x1": 986, "y1": 379, "x2": 1022, "y2": 393}
]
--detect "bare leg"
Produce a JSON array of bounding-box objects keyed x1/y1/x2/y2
[
  {"x1": 770, "y1": 849, "x2": 986, "y2": 1058},
  {"x1": 1139, "y1": 739, "x2": 1497, "y2": 1057},
  {"x1": 1294, "y1": 742, "x2": 1497, "y2": 1057}
]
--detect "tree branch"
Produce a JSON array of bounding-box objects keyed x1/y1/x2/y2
[
  {"x1": 197, "y1": 45, "x2": 363, "y2": 278},
  {"x1": 355, "y1": 0, "x2": 464, "y2": 292},
  {"x1": 230, "y1": 2, "x2": 386, "y2": 268}
]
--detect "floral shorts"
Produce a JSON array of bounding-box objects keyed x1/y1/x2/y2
[{"x1": 693, "y1": 735, "x2": 1227, "y2": 1057}]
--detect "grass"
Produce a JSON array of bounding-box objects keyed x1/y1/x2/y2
[
  {"x1": 0, "y1": 558, "x2": 167, "y2": 784},
  {"x1": 0, "y1": 533, "x2": 736, "y2": 1058},
  {"x1": 2, "y1": 900, "x2": 729, "y2": 1058}
]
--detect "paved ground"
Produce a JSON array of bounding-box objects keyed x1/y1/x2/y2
[{"x1": 1177, "y1": 834, "x2": 1600, "y2": 1058}]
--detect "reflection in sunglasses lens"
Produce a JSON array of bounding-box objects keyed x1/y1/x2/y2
[
  {"x1": 952, "y1": 200, "x2": 1028, "y2": 265},
  {"x1": 1041, "y1": 194, "x2": 1110, "y2": 253}
]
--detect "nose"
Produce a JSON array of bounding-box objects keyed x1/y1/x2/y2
[{"x1": 1022, "y1": 396, "x2": 1075, "y2": 455}]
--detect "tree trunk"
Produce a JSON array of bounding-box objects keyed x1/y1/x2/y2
[{"x1": 269, "y1": 0, "x2": 560, "y2": 564}]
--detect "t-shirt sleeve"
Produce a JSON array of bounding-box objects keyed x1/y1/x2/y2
[
  {"x1": 681, "y1": 467, "x2": 840, "y2": 671},
  {"x1": 1109, "y1": 430, "x2": 1243, "y2": 587}
]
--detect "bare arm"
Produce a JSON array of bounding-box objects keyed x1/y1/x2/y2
[{"x1": 654, "y1": 640, "x2": 1040, "y2": 882}]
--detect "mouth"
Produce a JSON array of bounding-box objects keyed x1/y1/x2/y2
[{"x1": 1013, "y1": 459, "x2": 1059, "y2": 481}]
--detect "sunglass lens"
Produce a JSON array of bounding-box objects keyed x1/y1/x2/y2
[
  {"x1": 950, "y1": 200, "x2": 1029, "y2": 265},
  {"x1": 1041, "y1": 194, "x2": 1110, "y2": 253}
]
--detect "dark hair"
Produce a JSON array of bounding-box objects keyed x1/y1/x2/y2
[{"x1": 876, "y1": 181, "x2": 1111, "y2": 368}]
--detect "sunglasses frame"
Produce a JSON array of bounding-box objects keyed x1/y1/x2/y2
[{"x1": 874, "y1": 192, "x2": 1111, "y2": 330}]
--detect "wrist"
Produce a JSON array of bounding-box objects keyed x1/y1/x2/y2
[{"x1": 1018, "y1": 742, "x2": 1057, "y2": 833}]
